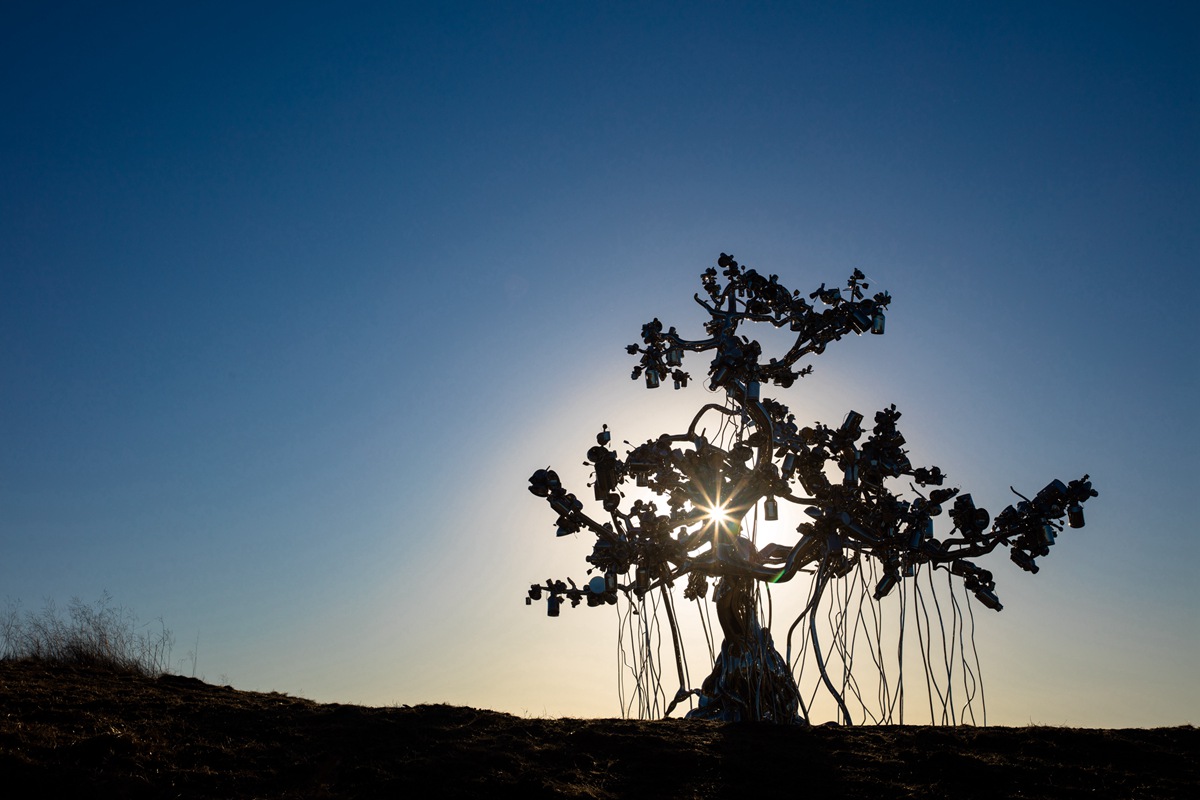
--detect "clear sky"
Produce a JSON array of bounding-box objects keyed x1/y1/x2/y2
[{"x1": 2, "y1": 1, "x2": 1196, "y2": 726}]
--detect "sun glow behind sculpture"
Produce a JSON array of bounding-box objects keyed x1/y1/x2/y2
[{"x1": 703, "y1": 503, "x2": 732, "y2": 526}]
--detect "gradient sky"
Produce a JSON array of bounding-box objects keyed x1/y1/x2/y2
[{"x1": 2, "y1": 1, "x2": 1196, "y2": 726}]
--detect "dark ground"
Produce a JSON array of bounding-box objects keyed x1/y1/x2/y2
[{"x1": 1, "y1": 660, "x2": 1195, "y2": 799}]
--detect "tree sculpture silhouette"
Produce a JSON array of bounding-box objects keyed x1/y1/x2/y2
[{"x1": 527, "y1": 254, "x2": 1097, "y2": 724}]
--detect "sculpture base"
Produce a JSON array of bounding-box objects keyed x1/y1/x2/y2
[{"x1": 685, "y1": 574, "x2": 802, "y2": 723}]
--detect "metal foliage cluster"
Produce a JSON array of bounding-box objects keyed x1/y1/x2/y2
[{"x1": 526, "y1": 254, "x2": 1097, "y2": 724}]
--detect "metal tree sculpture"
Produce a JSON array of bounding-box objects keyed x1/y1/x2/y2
[{"x1": 526, "y1": 254, "x2": 1097, "y2": 724}]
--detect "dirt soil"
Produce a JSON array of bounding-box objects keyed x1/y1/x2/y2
[{"x1": 1, "y1": 659, "x2": 1195, "y2": 799}]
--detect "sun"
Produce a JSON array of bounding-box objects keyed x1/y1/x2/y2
[{"x1": 704, "y1": 504, "x2": 732, "y2": 525}]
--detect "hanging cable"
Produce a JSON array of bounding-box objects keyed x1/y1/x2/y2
[
  {"x1": 810, "y1": 585, "x2": 853, "y2": 725},
  {"x1": 966, "y1": 590, "x2": 987, "y2": 725}
]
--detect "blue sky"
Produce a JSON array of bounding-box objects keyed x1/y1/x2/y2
[{"x1": 2, "y1": 1, "x2": 1196, "y2": 725}]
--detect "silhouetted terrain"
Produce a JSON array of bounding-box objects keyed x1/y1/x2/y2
[{"x1": 1, "y1": 660, "x2": 1194, "y2": 798}]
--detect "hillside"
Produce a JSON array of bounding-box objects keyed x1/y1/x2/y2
[{"x1": 1, "y1": 660, "x2": 1194, "y2": 798}]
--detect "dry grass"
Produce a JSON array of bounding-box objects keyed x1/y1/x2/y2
[{"x1": 1, "y1": 593, "x2": 174, "y2": 676}]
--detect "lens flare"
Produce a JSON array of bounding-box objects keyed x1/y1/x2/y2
[{"x1": 704, "y1": 504, "x2": 731, "y2": 525}]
